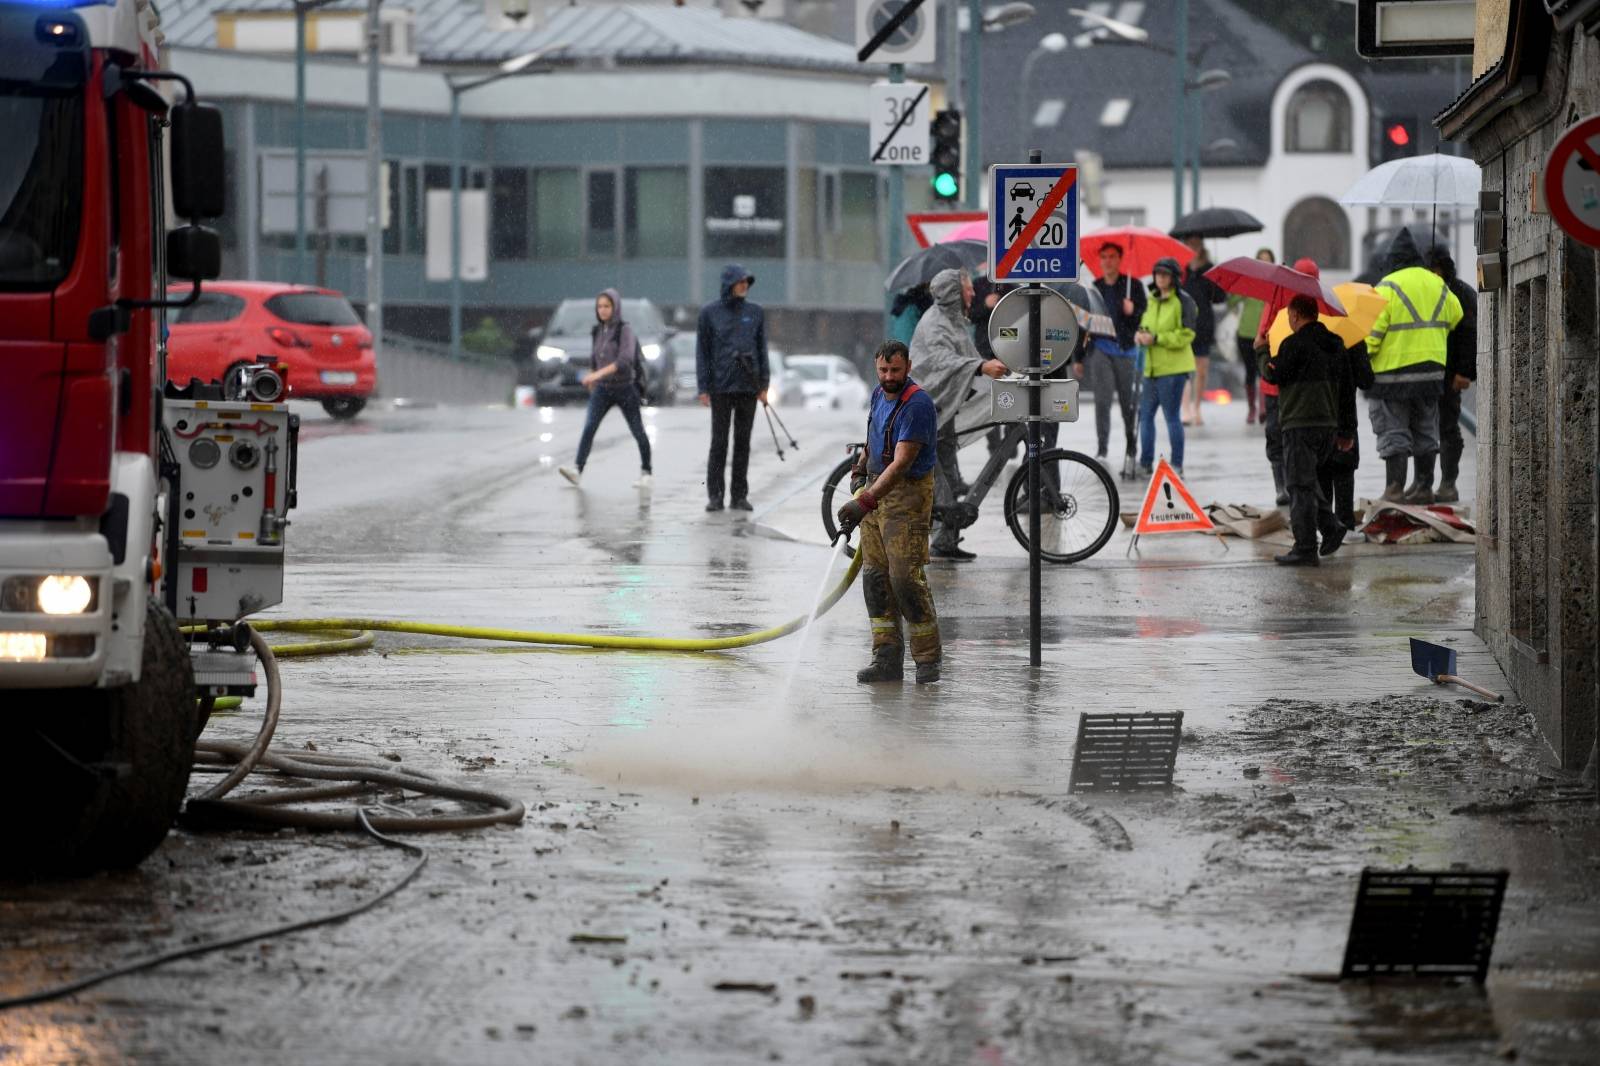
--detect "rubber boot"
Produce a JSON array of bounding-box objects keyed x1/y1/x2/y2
[
  {"x1": 1381, "y1": 455, "x2": 1409, "y2": 502},
  {"x1": 1435, "y1": 448, "x2": 1461, "y2": 503},
  {"x1": 1271, "y1": 463, "x2": 1289, "y2": 507},
  {"x1": 856, "y1": 648, "x2": 904, "y2": 684},
  {"x1": 1403, "y1": 452, "x2": 1437, "y2": 505},
  {"x1": 915, "y1": 660, "x2": 941, "y2": 685}
]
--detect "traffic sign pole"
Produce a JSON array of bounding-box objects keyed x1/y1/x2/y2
[
  {"x1": 885, "y1": 62, "x2": 905, "y2": 333},
  {"x1": 1027, "y1": 147, "x2": 1042, "y2": 670}
]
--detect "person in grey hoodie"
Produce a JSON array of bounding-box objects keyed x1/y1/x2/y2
[
  {"x1": 909, "y1": 268, "x2": 1007, "y2": 559},
  {"x1": 558, "y1": 288, "x2": 652, "y2": 489}
]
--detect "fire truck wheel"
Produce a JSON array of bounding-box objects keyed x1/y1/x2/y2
[
  {"x1": 0, "y1": 600, "x2": 197, "y2": 875},
  {"x1": 322, "y1": 397, "x2": 366, "y2": 420}
]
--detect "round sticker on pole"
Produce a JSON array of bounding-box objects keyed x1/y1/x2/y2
[{"x1": 987, "y1": 287, "x2": 1080, "y2": 376}]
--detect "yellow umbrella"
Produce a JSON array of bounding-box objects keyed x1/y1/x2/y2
[{"x1": 1267, "y1": 282, "x2": 1389, "y2": 354}]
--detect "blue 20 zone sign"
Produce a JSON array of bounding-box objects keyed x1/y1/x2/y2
[{"x1": 988, "y1": 164, "x2": 1079, "y2": 284}]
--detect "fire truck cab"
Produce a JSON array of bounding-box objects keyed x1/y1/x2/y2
[{"x1": 0, "y1": 0, "x2": 225, "y2": 872}]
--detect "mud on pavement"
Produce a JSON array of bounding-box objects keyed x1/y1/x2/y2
[{"x1": 3, "y1": 690, "x2": 1598, "y2": 1066}]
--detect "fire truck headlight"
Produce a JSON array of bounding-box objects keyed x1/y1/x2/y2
[
  {"x1": 38, "y1": 575, "x2": 94, "y2": 616},
  {"x1": 536, "y1": 345, "x2": 565, "y2": 362},
  {"x1": 641, "y1": 344, "x2": 662, "y2": 361}
]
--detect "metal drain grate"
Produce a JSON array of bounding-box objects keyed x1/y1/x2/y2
[
  {"x1": 1067, "y1": 712, "x2": 1183, "y2": 793},
  {"x1": 1340, "y1": 868, "x2": 1509, "y2": 982}
]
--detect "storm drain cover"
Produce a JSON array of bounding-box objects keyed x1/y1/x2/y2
[
  {"x1": 1340, "y1": 868, "x2": 1509, "y2": 983},
  {"x1": 1067, "y1": 712, "x2": 1183, "y2": 793}
]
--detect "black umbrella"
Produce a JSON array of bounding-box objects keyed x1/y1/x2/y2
[
  {"x1": 1170, "y1": 206, "x2": 1265, "y2": 240},
  {"x1": 884, "y1": 239, "x2": 988, "y2": 292}
]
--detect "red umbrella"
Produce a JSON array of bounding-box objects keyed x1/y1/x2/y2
[
  {"x1": 1079, "y1": 226, "x2": 1194, "y2": 279},
  {"x1": 1205, "y1": 257, "x2": 1347, "y2": 316}
]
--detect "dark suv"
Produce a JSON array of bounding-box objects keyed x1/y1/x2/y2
[{"x1": 532, "y1": 297, "x2": 675, "y2": 405}]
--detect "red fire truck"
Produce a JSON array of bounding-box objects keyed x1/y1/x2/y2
[{"x1": 0, "y1": 0, "x2": 227, "y2": 871}]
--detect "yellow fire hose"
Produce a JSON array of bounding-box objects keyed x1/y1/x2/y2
[{"x1": 204, "y1": 551, "x2": 862, "y2": 711}]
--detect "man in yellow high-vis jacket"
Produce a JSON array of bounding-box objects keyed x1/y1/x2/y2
[{"x1": 1364, "y1": 228, "x2": 1464, "y2": 503}]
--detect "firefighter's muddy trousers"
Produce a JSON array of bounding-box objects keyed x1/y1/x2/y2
[{"x1": 859, "y1": 471, "x2": 942, "y2": 665}]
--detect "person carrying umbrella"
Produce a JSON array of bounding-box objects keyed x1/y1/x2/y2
[
  {"x1": 1255, "y1": 257, "x2": 1325, "y2": 506},
  {"x1": 1227, "y1": 248, "x2": 1276, "y2": 425},
  {"x1": 1364, "y1": 228, "x2": 1464, "y2": 503},
  {"x1": 1085, "y1": 243, "x2": 1146, "y2": 468},
  {"x1": 1260, "y1": 294, "x2": 1350, "y2": 566},
  {"x1": 1134, "y1": 258, "x2": 1198, "y2": 477}
]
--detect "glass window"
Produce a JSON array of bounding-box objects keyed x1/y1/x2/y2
[
  {"x1": 587, "y1": 170, "x2": 617, "y2": 256},
  {"x1": 624, "y1": 167, "x2": 688, "y2": 259},
  {"x1": 265, "y1": 291, "x2": 363, "y2": 326},
  {"x1": 1285, "y1": 81, "x2": 1351, "y2": 153},
  {"x1": 1107, "y1": 207, "x2": 1146, "y2": 227},
  {"x1": 1283, "y1": 197, "x2": 1350, "y2": 270},
  {"x1": 491, "y1": 167, "x2": 528, "y2": 260},
  {"x1": 704, "y1": 166, "x2": 785, "y2": 260},
  {"x1": 383, "y1": 158, "x2": 401, "y2": 254},
  {"x1": 795, "y1": 168, "x2": 819, "y2": 259},
  {"x1": 174, "y1": 292, "x2": 247, "y2": 324},
  {"x1": 403, "y1": 164, "x2": 422, "y2": 254},
  {"x1": 533, "y1": 168, "x2": 580, "y2": 259},
  {"x1": 0, "y1": 93, "x2": 83, "y2": 289},
  {"x1": 834, "y1": 171, "x2": 879, "y2": 263}
]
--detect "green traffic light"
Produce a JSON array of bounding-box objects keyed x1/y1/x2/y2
[{"x1": 932, "y1": 172, "x2": 960, "y2": 198}]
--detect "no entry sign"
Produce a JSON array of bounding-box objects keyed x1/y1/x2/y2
[
  {"x1": 989, "y1": 164, "x2": 1079, "y2": 283},
  {"x1": 1544, "y1": 113, "x2": 1600, "y2": 248}
]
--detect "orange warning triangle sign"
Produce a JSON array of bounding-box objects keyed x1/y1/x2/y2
[{"x1": 1134, "y1": 459, "x2": 1215, "y2": 535}]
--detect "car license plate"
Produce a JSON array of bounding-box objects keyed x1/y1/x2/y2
[{"x1": 320, "y1": 371, "x2": 358, "y2": 385}]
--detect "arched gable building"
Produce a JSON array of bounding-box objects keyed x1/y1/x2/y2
[{"x1": 981, "y1": 2, "x2": 1462, "y2": 281}]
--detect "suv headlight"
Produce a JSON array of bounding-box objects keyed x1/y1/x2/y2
[
  {"x1": 537, "y1": 345, "x2": 565, "y2": 362},
  {"x1": 640, "y1": 343, "x2": 662, "y2": 361}
]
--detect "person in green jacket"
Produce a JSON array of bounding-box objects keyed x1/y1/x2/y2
[
  {"x1": 1260, "y1": 294, "x2": 1351, "y2": 566},
  {"x1": 1134, "y1": 257, "x2": 1197, "y2": 477},
  {"x1": 1228, "y1": 247, "x2": 1275, "y2": 424}
]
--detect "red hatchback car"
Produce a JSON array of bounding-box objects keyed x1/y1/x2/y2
[{"x1": 166, "y1": 282, "x2": 378, "y2": 419}]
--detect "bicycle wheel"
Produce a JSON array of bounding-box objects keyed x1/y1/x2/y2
[
  {"x1": 820, "y1": 456, "x2": 858, "y2": 559},
  {"x1": 1004, "y1": 449, "x2": 1120, "y2": 564}
]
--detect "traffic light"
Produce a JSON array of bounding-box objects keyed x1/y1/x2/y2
[
  {"x1": 1378, "y1": 116, "x2": 1418, "y2": 163},
  {"x1": 931, "y1": 108, "x2": 961, "y2": 202}
]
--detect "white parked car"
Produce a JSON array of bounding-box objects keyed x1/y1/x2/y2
[
  {"x1": 786, "y1": 354, "x2": 870, "y2": 411},
  {"x1": 672, "y1": 339, "x2": 795, "y2": 405}
]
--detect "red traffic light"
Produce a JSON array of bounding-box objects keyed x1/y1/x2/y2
[{"x1": 1386, "y1": 123, "x2": 1411, "y2": 147}]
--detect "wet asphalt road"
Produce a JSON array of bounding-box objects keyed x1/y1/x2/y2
[{"x1": 2, "y1": 394, "x2": 1598, "y2": 1065}]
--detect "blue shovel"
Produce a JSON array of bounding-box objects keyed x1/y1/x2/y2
[{"x1": 1409, "y1": 638, "x2": 1502, "y2": 701}]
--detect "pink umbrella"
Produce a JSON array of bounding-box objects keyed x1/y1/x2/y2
[
  {"x1": 936, "y1": 218, "x2": 990, "y2": 243},
  {"x1": 1204, "y1": 257, "x2": 1347, "y2": 316}
]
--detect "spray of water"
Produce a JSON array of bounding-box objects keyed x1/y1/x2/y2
[{"x1": 778, "y1": 538, "x2": 847, "y2": 712}]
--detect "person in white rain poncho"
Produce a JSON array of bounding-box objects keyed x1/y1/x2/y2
[{"x1": 908, "y1": 268, "x2": 1008, "y2": 560}]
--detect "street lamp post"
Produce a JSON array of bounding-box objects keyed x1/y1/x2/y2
[
  {"x1": 293, "y1": 0, "x2": 344, "y2": 283},
  {"x1": 1075, "y1": 5, "x2": 1230, "y2": 225},
  {"x1": 445, "y1": 52, "x2": 550, "y2": 362},
  {"x1": 1186, "y1": 68, "x2": 1232, "y2": 210},
  {"x1": 963, "y1": 1, "x2": 1036, "y2": 208}
]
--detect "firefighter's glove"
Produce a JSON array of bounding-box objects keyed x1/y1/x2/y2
[
  {"x1": 850, "y1": 469, "x2": 869, "y2": 495},
  {"x1": 836, "y1": 490, "x2": 877, "y2": 536}
]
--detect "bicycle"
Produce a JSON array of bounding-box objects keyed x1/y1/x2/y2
[{"x1": 820, "y1": 419, "x2": 1120, "y2": 565}]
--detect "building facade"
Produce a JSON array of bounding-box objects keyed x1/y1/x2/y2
[
  {"x1": 164, "y1": 2, "x2": 904, "y2": 352},
  {"x1": 979, "y1": 1, "x2": 1469, "y2": 280},
  {"x1": 1437, "y1": 0, "x2": 1599, "y2": 773}
]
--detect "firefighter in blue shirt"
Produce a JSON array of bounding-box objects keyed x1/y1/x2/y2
[{"x1": 837, "y1": 341, "x2": 943, "y2": 685}]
